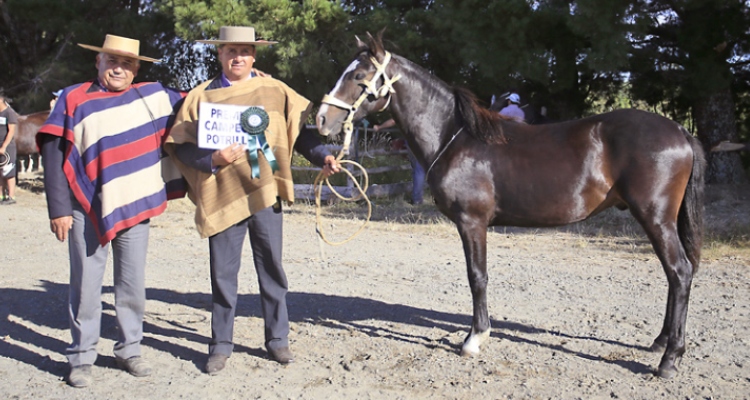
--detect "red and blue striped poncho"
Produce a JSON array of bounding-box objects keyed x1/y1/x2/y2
[{"x1": 39, "y1": 81, "x2": 185, "y2": 245}]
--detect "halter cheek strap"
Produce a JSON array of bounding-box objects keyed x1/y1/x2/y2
[{"x1": 321, "y1": 51, "x2": 401, "y2": 157}]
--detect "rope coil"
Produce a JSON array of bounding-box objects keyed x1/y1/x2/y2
[{"x1": 313, "y1": 148, "x2": 372, "y2": 246}]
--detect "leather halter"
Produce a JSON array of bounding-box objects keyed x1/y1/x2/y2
[{"x1": 321, "y1": 52, "x2": 401, "y2": 155}]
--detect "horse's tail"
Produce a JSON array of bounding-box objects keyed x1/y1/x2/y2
[
  {"x1": 678, "y1": 128, "x2": 706, "y2": 273},
  {"x1": 453, "y1": 87, "x2": 507, "y2": 144}
]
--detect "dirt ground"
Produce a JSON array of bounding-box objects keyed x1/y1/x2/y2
[{"x1": 1, "y1": 171, "x2": 749, "y2": 400}]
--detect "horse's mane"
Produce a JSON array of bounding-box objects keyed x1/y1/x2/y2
[
  {"x1": 363, "y1": 30, "x2": 508, "y2": 145},
  {"x1": 453, "y1": 87, "x2": 508, "y2": 144}
]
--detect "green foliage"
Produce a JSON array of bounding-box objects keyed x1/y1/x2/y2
[
  {"x1": 0, "y1": 0, "x2": 181, "y2": 111},
  {"x1": 629, "y1": 0, "x2": 750, "y2": 109},
  {"x1": 170, "y1": 0, "x2": 350, "y2": 101},
  {"x1": 0, "y1": 0, "x2": 747, "y2": 179}
]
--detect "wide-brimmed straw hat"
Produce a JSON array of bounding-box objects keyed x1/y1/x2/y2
[
  {"x1": 197, "y1": 26, "x2": 277, "y2": 46},
  {"x1": 78, "y1": 34, "x2": 161, "y2": 63}
]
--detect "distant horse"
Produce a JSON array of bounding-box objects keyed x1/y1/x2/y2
[
  {"x1": 15, "y1": 110, "x2": 49, "y2": 172},
  {"x1": 316, "y1": 31, "x2": 705, "y2": 379}
]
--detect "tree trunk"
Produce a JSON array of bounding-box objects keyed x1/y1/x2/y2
[{"x1": 693, "y1": 89, "x2": 748, "y2": 183}]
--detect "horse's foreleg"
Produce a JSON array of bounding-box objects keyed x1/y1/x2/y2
[{"x1": 457, "y1": 222, "x2": 491, "y2": 357}]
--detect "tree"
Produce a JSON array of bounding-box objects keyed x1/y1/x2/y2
[
  {"x1": 168, "y1": 0, "x2": 351, "y2": 104},
  {"x1": 0, "y1": 0, "x2": 181, "y2": 112},
  {"x1": 383, "y1": 0, "x2": 636, "y2": 122},
  {"x1": 629, "y1": 0, "x2": 750, "y2": 183}
]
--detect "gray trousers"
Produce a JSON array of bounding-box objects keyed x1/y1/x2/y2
[
  {"x1": 66, "y1": 199, "x2": 149, "y2": 366},
  {"x1": 208, "y1": 204, "x2": 289, "y2": 357}
]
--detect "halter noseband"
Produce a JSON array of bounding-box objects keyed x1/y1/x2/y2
[{"x1": 321, "y1": 51, "x2": 401, "y2": 155}]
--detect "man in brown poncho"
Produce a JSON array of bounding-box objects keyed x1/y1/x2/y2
[{"x1": 165, "y1": 26, "x2": 340, "y2": 375}]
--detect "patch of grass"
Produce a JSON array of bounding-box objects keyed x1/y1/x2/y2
[
  {"x1": 307, "y1": 183, "x2": 750, "y2": 262},
  {"x1": 703, "y1": 224, "x2": 750, "y2": 259}
]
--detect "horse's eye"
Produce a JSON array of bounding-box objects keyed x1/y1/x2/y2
[{"x1": 354, "y1": 72, "x2": 366, "y2": 80}]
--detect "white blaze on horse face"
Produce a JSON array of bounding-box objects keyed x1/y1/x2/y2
[
  {"x1": 332, "y1": 59, "x2": 361, "y2": 97},
  {"x1": 317, "y1": 59, "x2": 362, "y2": 136}
]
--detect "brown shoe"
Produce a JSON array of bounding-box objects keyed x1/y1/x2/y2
[
  {"x1": 267, "y1": 347, "x2": 294, "y2": 364},
  {"x1": 67, "y1": 365, "x2": 92, "y2": 388},
  {"x1": 115, "y1": 356, "x2": 152, "y2": 377},
  {"x1": 205, "y1": 354, "x2": 229, "y2": 375}
]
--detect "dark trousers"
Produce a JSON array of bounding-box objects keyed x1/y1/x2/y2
[{"x1": 207, "y1": 204, "x2": 289, "y2": 357}]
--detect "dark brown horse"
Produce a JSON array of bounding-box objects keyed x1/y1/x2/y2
[
  {"x1": 316, "y1": 32, "x2": 705, "y2": 379},
  {"x1": 15, "y1": 110, "x2": 49, "y2": 171}
]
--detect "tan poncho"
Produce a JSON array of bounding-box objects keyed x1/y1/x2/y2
[{"x1": 165, "y1": 77, "x2": 312, "y2": 238}]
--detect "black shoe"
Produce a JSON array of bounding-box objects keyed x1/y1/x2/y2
[
  {"x1": 1, "y1": 197, "x2": 15, "y2": 205},
  {"x1": 267, "y1": 347, "x2": 295, "y2": 364},
  {"x1": 205, "y1": 354, "x2": 229, "y2": 375},
  {"x1": 115, "y1": 356, "x2": 152, "y2": 377},
  {"x1": 67, "y1": 365, "x2": 92, "y2": 388}
]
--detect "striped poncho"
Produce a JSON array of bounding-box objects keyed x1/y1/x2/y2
[{"x1": 38, "y1": 81, "x2": 185, "y2": 245}]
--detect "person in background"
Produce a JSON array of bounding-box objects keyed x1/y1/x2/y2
[
  {"x1": 374, "y1": 118, "x2": 425, "y2": 205},
  {"x1": 498, "y1": 93, "x2": 525, "y2": 122},
  {"x1": 165, "y1": 26, "x2": 340, "y2": 375},
  {"x1": 37, "y1": 34, "x2": 185, "y2": 388},
  {"x1": 50, "y1": 89, "x2": 63, "y2": 110},
  {"x1": 0, "y1": 90, "x2": 18, "y2": 204}
]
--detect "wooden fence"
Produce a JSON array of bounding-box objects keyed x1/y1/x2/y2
[{"x1": 293, "y1": 124, "x2": 414, "y2": 201}]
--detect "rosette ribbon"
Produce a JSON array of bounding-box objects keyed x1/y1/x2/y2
[{"x1": 240, "y1": 106, "x2": 279, "y2": 178}]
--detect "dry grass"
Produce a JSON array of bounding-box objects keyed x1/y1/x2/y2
[
  {"x1": 32, "y1": 170, "x2": 732, "y2": 261},
  {"x1": 293, "y1": 183, "x2": 750, "y2": 262}
]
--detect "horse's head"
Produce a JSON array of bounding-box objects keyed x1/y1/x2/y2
[{"x1": 316, "y1": 30, "x2": 398, "y2": 139}]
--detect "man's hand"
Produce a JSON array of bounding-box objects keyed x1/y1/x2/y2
[
  {"x1": 321, "y1": 155, "x2": 341, "y2": 178},
  {"x1": 50, "y1": 216, "x2": 73, "y2": 242},
  {"x1": 212, "y1": 143, "x2": 245, "y2": 168}
]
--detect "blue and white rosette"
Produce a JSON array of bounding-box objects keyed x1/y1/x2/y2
[{"x1": 241, "y1": 106, "x2": 279, "y2": 178}]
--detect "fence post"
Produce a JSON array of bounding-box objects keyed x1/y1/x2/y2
[{"x1": 346, "y1": 123, "x2": 361, "y2": 196}]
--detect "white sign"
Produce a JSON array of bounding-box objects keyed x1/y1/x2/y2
[{"x1": 197, "y1": 102, "x2": 263, "y2": 150}]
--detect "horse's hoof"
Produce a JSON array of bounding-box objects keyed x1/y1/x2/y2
[
  {"x1": 656, "y1": 365, "x2": 677, "y2": 379},
  {"x1": 460, "y1": 329, "x2": 490, "y2": 357},
  {"x1": 460, "y1": 338, "x2": 481, "y2": 357},
  {"x1": 648, "y1": 340, "x2": 666, "y2": 353},
  {"x1": 460, "y1": 346, "x2": 479, "y2": 357}
]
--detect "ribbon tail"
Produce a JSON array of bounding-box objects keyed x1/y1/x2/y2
[
  {"x1": 258, "y1": 136, "x2": 279, "y2": 174},
  {"x1": 247, "y1": 135, "x2": 261, "y2": 179}
]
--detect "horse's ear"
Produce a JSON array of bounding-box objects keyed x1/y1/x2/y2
[
  {"x1": 366, "y1": 30, "x2": 386, "y2": 61},
  {"x1": 355, "y1": 35, "x2": 367, "y2": 50},
  {"x1": 376, "y1": 27, "x2": 387, "y2": 43}
]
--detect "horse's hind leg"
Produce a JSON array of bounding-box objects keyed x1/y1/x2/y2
[
  {"x1": 456, "y1": 221, "x2": 491, "y2": 356},
  {"x1": 634, "y1": 214, "x2": 694, "y2": 379},
  {"x1": 31, "y1": 154, "x2": 40, "y2": 172}
]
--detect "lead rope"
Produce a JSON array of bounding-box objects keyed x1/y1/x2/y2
[{"x1": 312, "y1": 148, "x2": 371, "y2": 247}]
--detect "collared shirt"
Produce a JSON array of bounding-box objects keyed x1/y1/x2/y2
[
  {"x1": 499, "y1": 104, "x2": 525, "y2": 122},
  {"x1": 219, "y1": 71, "x2": 256, "y2": 88}
]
